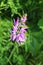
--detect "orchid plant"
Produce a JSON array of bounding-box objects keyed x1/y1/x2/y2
[{"x1": 10, "y1": 14, "x2": 27, "y2": 45}]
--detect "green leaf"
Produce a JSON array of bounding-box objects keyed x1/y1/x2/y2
[
  {"x1": 7, "y1": 0, "x2": 21, "y2": 16},
  {"x1": 29, "y1": 31, "x2": 43, "y2": 56},
  {"x1": 38, "y1": 19, "x2": 43, "y2": 30},
  {"x1": 37, "y1": 62, "x2": 41, "y2": 65}
]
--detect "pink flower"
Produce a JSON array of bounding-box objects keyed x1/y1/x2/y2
[
  {"x1": 10, "y1": 27, "x2": 17, "y2": 41},
  {"x1": 21, "y1": 14, "x2": 27, "y2": 22},
  {"x1": 10, "y1": 27, "x2": 17, "y2": 34},
  {"x1": 20, "y1": 28, "x2": 26, "y2": 33},
  {"x1": 10, "y1": 34, "x2": 16, "y2": 41},
  {"x1": 16, "y1": 33, "x2": 26, "y2": 43}
]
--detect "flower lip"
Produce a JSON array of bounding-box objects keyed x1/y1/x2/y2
[
  {"x1": 10, "y1": 34, "x2": 16, "y2": 41},
  {"x1": 20, "y1": 28, "x2": 26, "y2": 33},
  {"x1": 16, "y1": 33, "x2": 26, "y2": 43},
  {"x1": 10, "y1": 27, "x2": 17, "y2": 35}
]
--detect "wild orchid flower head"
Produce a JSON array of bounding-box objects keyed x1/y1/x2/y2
[{"x1": 10, "y1": 14, "x2": 27, "y2": 45}]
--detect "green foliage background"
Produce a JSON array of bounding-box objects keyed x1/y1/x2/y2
[{"x1": 0, "y1": 0, "x2": 43, "y2": 65}]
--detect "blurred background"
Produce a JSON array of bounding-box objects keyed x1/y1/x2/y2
[{"x1": 0, "y1": 0, "x2": 43, "y2": 65}]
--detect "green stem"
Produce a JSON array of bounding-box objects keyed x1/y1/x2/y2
[
  {"x1": 6, "y1": 57, "x2": 12, "y2": 65},
  {"x1": 9, "y1": 44, "x2": 17, "y2": 60}
]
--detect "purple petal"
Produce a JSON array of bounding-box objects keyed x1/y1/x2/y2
[
  {"x1": 10, "y1": 34, "x2": 16, "y2": 41},
  {"x1": 10, "y1": 27, "x2": 17, "y2": 35},
  {"x1": 14, "y1": 17, "x2": 19, "y2": 26},
  {"x1": 16, "y1": 33, "x2": 26, "y2": 43},
  {"x1": 13, "y1": 26, "x2": 18, "y2": 34},
  {"x1": 16, "y1": 34, "x2": 20, "y2": 42},
  {"x1": 19, "y1": 33, "x2": 26, "y2": 41},
  {"x1": 20, "y1": 28, "x2": 26, "y2": 33}
]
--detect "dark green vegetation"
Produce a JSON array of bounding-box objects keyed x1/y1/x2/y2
[{"x1": 0, "y1": 0, "x2": 43, "y2": 65}]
